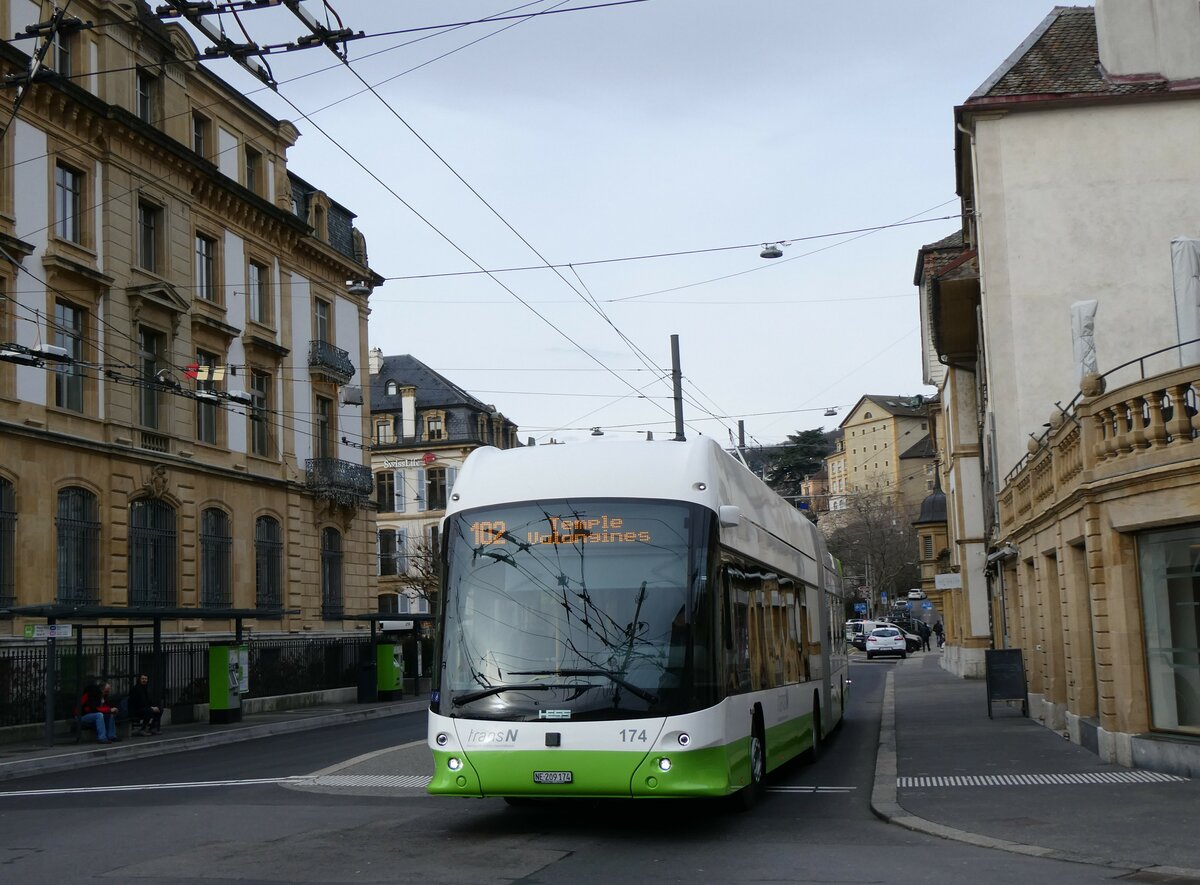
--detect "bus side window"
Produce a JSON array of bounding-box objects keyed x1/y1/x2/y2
[{"x1": 723, "y1": 567, "x2": 751, "y2": 695}]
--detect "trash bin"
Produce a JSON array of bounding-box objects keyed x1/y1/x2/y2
[{"x1": 357, "y1": 663, "x2": 378, "y2": 703}]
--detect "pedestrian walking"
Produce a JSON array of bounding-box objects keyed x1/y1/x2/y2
[
  {"x1": 933, "y1": 619, "x2": 945, "y2": 648},
  {"x1": 918, "y1": 621, "x2": 931, "y2": 651}
]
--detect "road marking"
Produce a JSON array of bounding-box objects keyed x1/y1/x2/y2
[
  {"x1": 0, "y1": 776, "x2": 310, "y2": 798},
  {"x1": 299, "y1": 774, "x2": 431, "y2": 788},
  {"x1": 898, "y1": 771, "x2": 1188, "y2": 788},
  {"x1": 308, "y1": 740, "x2": 427, "y2": 776},
  {"x1": 0, "y1": 773, "x2": 435, "y2": 799},
  {"x1": 768, "y1": 785, "x2": 856, "y2": 794}
]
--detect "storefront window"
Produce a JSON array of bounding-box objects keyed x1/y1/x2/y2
[{"x1": 1137, "y1": 527, "x2": 1200, "y2": 735}]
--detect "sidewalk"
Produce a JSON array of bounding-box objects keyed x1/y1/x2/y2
[
  {"x1": 872, "y1": 652, "x2": 1200, "y2": 878},
  {"x1": 0, "y1": 696, "x2": 429, "y2": 782}
]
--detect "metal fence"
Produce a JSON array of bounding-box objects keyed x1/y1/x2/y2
[{"x1": 0, "y1": 635, "x2": 374, "y2": 728}]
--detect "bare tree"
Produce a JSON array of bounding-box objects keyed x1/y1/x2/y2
[
  {"x1": 397, "y1": 536, "x2": 439, "y2": 609},
  {"x1": 824, "y1": 490, "x2": 921, "y2": 613}
]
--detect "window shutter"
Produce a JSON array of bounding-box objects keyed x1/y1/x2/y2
[
  {"x1": 416, "y1": 467, "x2": 427, "y2": 512},
  {"x1": 395, "y1": 470, "x2": 406, "y2": 513},
  {"x1": 375, "y1": 530, "x2": 381, "y2": 575},
  {"x1": 397, "y1": 528, "x2": 408, "y2": 574},
  {"x1": 447, "y1": 466, "x2": 458, "y2": 497}
]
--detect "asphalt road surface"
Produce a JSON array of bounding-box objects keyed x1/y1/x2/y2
[{"x1": 0, "y1": 659, "x2": 1129, "y2": 884}]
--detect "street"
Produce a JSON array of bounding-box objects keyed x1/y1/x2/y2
[{"x1": 0, "y1": 659, "x2": 1133, "y2": 885}]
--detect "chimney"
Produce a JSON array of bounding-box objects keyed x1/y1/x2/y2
[
  {"x1": 368, "y1": 347, "x2": 382, "y2": 375},
  {"x1": 1096, "y1": 0, "x2": 1200, "y2": 82}
]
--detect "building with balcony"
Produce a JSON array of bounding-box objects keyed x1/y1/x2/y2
[
  {"x1": 367, "y1": 350, "x2": 520, "y2": 615},
  {"x1": 0, "y1": 1, "x2": 382, "y2": 640},
  {"x1": 925, "y1": 0, "x2": 1200, "y2": 775}
]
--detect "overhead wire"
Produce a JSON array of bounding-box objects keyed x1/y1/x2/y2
[
  {"x1": 254, "y1": 3, "x2": 700, "y2": 442},
  {"x1": 381, "y1": 213, "x2": 960, "y2": 283},
  {"x1": 297, "y1": 2, "x2": 745, "y2": 442}
]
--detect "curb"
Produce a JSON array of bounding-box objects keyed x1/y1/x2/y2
[
  {"x1": 0, "y1": 699, "x2": 428, "y2": 782},
  {"x1": 869, "y1": 664, "x2": 1200, "y2": 879}
]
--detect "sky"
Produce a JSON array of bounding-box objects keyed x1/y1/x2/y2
[{"x1": 183, "y1": 0, "x2": 1057, "y2": 447}]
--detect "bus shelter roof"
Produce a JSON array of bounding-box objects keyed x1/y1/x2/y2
[{"x1": 2, "y1": 604, "x2": 293, "y2": 620}]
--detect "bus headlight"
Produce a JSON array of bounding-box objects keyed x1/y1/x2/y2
[
  {"x1": 447, "y1": 757, "x2": 463, "y2": 771},
  {"x1": 436, "y1": 732, "x2": 449, "y2": 746},
  {"x1": 658, "y1": 757, "x2": 672, "y2": 771},
  {"x1": 677, "y1": 733, "x2": 690, "y2": 747}
]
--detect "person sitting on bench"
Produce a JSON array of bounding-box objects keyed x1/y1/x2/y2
[
  {"x1": 78, "y1": 682, "x2": 118, "y2": 743},
  {"x1": 128, "y1": 673, "x2": 163, "y2": 736}
]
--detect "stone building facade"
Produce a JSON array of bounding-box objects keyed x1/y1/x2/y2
[
  {"x1": 926, "y1": 1, "x2": 1200, "y2": 775},
  {"x1": 367, "y1": 351, "x2": 519, "y2": 615},
  {"x1": 0, "y1": 1, "x2": 381, "y2": 640}
]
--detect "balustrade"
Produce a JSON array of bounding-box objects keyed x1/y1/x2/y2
[{"x1": 1002, "y1": 365, "x2": 1200, "y2": 539}]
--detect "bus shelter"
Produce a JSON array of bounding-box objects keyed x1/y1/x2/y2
[{"x1": 2, "y1": 603, "x2": 289, "y2": 745}]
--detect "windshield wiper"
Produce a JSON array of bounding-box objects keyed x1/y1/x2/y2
[
  {"x1": 451, "y1": 683, "x2": 550, "y2": 706},
  {"x1": 510, "y1": 669, "x2": 659, "y2": 705}
]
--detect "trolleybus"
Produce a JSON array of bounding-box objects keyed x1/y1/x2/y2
[{"x1": 427, "y1": 437, "x2": 849, "y2": 804}]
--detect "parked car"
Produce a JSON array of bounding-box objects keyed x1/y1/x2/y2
[
  {"x1": 847, "y1": 618, "x2": 921, "y2": 652},
  {"x1": 907, "y1": 589, "x2": 927, "y2": 600},
  {"x1": 865, "y1": 626, "x2": 907, "y2": 659},
  {"x1": 877, "y1": 618, "x2": 923, "y2": 652}
]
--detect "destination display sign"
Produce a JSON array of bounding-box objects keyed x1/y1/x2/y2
[{"x1": 470, "y1": 513, "x2": 653, "y2": 547}]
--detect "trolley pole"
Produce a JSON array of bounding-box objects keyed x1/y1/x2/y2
[{"x1": 671, "y1": 334, "x2": 685, "y2": 441}]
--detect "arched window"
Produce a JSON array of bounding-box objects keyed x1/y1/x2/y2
[
  {"x1": 255, "y1": 516, "x2": 283, "y2": 609},
  {"x1": 385, "y1": 380, "x2": 398, "y2": 396},
  {"x1": 56, "y1": 486, "x2": 99, "y2": 604},
  {"x1": 200, "y1": 508, "x2": 232, "y2": 608},
  {"x1": 0, "y1": 478, "x2": 15, "y2": 607},
  {"x1": 321, "y1": 527, "x2": 343, "y2": 619},
  {"x1": 129, "y1": 498, "x2": 176, "y2": 607}
]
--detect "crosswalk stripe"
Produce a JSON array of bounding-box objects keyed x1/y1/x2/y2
[{"x1": 898, "y1": 770, "x2": 1187, "y2": 788}]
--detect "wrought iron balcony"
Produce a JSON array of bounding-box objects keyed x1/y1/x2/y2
[
  {"x1": 305, "y1": 457, "x2": 373, "y2": 507},
  {"x1": 308, "y1": 339, "x2": 355, "y2": 385}
]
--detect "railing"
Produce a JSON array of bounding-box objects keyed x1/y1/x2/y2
[
  {"x1": 374, "y1": 433, "x2": 511, "y2": 452},
  {"x1": 139, "y1": 430, "x2": 169, "y2": 453},
  {"x1": 305, "y1": 458, "x2": 373, "y2": 507},
  {"x1": 308, "y1": 339, "x2": 354, "y2": 385},
  {"x1": 999, "y1": 345, "x2": 1200, "y2": 537},
  {"x1": 0, "y1": 636, "x2": 374, "y2": 728}
]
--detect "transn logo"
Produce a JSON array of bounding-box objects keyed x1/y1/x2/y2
[{"x1": 538, "y1": 709, "x2": 571, "y2": 720}]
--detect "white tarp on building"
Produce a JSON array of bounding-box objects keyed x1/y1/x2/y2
[{"x1": 1172, "y1": 237, "x2": 1200, "y2": 367}]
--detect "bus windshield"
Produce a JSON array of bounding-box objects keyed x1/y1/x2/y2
[{"x1": 437, "y1": 499, "x2": 705, "y2": 720}]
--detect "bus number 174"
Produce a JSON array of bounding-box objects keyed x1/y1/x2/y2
[{"x1": 619, "y1": 728, "x2": 648, "y2": 743}]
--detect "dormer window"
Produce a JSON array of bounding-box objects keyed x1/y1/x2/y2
[{"x1": 385, "y1": 380, "x2": 398, "y2": 396}]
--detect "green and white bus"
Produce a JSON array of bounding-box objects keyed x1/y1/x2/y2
[{"x1": 427, "y1": 437, "x2": 849, "y2": 803}]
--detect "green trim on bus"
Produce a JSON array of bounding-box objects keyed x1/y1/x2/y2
[
  {"x1": 428, "y1": 710, "x2": 818, "y2": 799},
  {"x1": 430, "y1": 743, "x2": 742, "y2": 799}
]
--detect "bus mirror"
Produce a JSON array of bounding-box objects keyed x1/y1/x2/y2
[{"x1": 718, "y1": 505, "x2": 740, "y2": 527}]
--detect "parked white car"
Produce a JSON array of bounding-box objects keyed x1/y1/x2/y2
[
  {"x1": 907, "y1": 589, "x2": 927, "y2": 600},
  {"x1": 865, "y1": 626, "x2": 907, "y2": 659}
]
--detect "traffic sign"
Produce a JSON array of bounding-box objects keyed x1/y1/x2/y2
[
  {"x1": 24, "y1": 624, "x2": 73, "y2": 639},
  {"x1": 922, "y1": 601, "x2": 935, "y2": 610},
  {"x1": 853, "y1": 602, "x2": 867, "y2": 613}
]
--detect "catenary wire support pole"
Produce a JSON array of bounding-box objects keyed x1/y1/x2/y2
[{"x1": 671, "y1": 334, "x2": 685, "y2": 441}]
